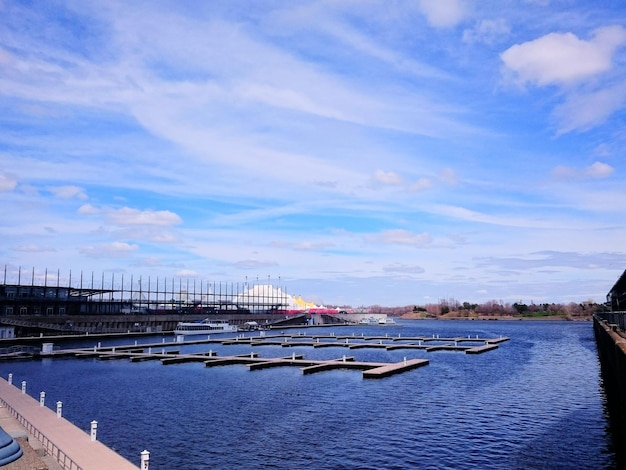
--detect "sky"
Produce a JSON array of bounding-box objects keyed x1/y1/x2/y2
[{"x1": 2, "y1": 0, "x2": 626, "y2": 307}]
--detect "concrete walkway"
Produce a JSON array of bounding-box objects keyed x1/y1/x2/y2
[{"x1": 0, "y1": 378, "x2": 138, "y2": 470}]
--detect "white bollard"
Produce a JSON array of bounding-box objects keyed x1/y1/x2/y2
[
  {"x1": 342, "y1": 355, "x2": 346, "y2": 362},
  {"x1": 7, "y1": 373, "x2": 12, "y2": 385},
  {"x1": 56, "y1": 401, "x2": 62, "y2": 418},
  {"x1": 250, "y1": 352, "x2": 254, "y2": 358},
  {"x1": 135, "y1": 340, "x2": 138, "y2": 346},
  {"x1": 148, "y1": 347, "x2": 152, "y2": 354},
  {"x1": 97, "y1": 342, "x2": 101, "y2": 349},
  {"x1": 161, "y1": 348, "x2": 165, "y2": 355},
  {"x1": 39, "y1": 391, "x2": 45, "y2": 407},
  {"x1": 162, "y1": 338, "x2": 165, "y2": 343},
  {"x1": 90, "y1": 420, "x2": 98, "y2": 442},
  {"x1": 21, "y1": 381, "x2": 26, "y2": 394},
  {"x1": 292, "y1": 352, "x2": 295, "y2": 360},
  {"x1": 141, "y1": 449, "x2": 150, "y2": 469},
  {"x1": 112, "y1": 346, "x2": 116, "y2": 353},
  {"x1": 404, "y1": 357, "x2": 407, "y2": 365}
]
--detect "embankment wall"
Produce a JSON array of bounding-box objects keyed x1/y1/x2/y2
[{"x1": 593, "y1": 314, "x2": 626, "y2": 464}]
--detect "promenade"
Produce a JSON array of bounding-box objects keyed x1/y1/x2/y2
[{"x1": 0, "y1": 378, "x2": 138, "y2": 470}]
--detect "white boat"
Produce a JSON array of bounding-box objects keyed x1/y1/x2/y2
[
  {"x1": 174, "y1": 319, "x2": 238, "y2": 335},
  {"x1": 379, "y1": 317, "x2": 398, "y2": 325},
  {"x1": 359, "y1": 317, "x2": 379, "y2": 325}
]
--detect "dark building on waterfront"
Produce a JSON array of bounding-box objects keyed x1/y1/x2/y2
[
  {"x1": 0, "y1": 268, "x2": 304, "y2": 336},
  {"x1": 607, "y1": 268, "x2": 626, "y2": 311}
]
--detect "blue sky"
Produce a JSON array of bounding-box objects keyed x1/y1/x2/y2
[{"x1": 2, "y1": 0, "x2": 626, "y2": 307}]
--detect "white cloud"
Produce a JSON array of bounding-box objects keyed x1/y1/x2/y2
[
  {"x1": 12, "y1": 245, "x2": 56, "y2": 253},
  {"x1": 551, "y1": 161, "x2": 614, "y2": 180},
  {"x1": 79, "y1": 242, "x2": 138, "y2": 258},
  {"x1": 439, "y1": 168, "x2": 458, "y2": 185},
  {"x1": 463, "y1": 19, "x2": 511, "y2": 45},
  {"x1": 77, "y1": 204, "x2": 98, "y2": 215},
  {"x1": 93, "y1": 207, "x2": 183, "y2": 226},
  {"x1": 417, "y1": 0, "x2": 467, "y2": 28},
  {"x1": 373, "y1": 170, "x2": 403, "y2": 185},
  {"x1": 49, "y1": 185, "x2": 88, "y2": 200},
  {"x1": 552, "y1": 83, "x2": 626, "y2": 134},
  {"x1": 501, "y1": 25, "x2": 626, "y2": 86},
  {"x1": 409, "y1": 177, "x2": 433, "y2": 192},
  {"x1": 0, "y1": 171, "x2": 17, "y2": 191},
  {"x1": 586, "y1": 161, "x2": 614, "y2": 178},
  {"x1": 383, "y1": 263, "x2": 425, "y2": 274},
  {"x1": 372, "y1": 229, "x2": 432, "y2": 247}
]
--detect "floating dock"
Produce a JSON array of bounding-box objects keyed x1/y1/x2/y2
[{"x1": 39, "y1": 333, "x2": 508, "y2": 380}]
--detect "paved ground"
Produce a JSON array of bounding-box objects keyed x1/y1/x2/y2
[
  {"x1": 0, "y1": 379, "x2": 138, "y2": 470},
  {"x1": 0, "y1": 406, "x2": 61, "y2": 470}
]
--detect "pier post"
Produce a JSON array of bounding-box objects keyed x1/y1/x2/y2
[
  {"x1": 141, "y1": 449, "x2": 150, "y2": 469},
  {"x1": 56, "y1": 401, "x2": 62, "y2": 418},
  {"x1": 90, "y1": 420, "x2": 98, "y2": 442},
  {"x1": 39, "y1": 391, "x2": 45, "y2": 407},
  {"x1": 21, "y1": 381, "x2": 26, "y2": 394},
  {"x1": 7, "y1": 373, "x2": 11, "y2": 385}
]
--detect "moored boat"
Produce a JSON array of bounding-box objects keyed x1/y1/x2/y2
[{"x1": 173, "y1": 319, "x2": 238, "y2": 335}]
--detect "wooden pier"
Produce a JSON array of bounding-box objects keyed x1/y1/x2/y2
[
  {"x1": 38, "y1": 333, "x2": 508, "y2": 380},
  {"x1": 0, "y1": 378, "x2": 138, "y2": 469}
]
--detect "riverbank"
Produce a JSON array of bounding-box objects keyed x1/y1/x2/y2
[{"x1": 400, "y1": 312, "x2": 592, "y2": 321}]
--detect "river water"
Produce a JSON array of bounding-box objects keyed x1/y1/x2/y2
[{"x1": 0, "y1": 320, "x2": 616, "y2": 469}]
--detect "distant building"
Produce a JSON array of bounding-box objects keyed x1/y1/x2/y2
[{"x1": 607, "y1": 269, "x2": 626, "y2": 311}]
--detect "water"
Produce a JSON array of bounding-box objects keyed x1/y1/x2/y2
[{"x1": 0, "y1": 320, "x2": 616, "y2": 469}]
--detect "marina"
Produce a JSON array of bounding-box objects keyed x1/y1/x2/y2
[
  {"x1": 0, "y1": 320, "x2": 613, "y2": 469},
  {"x1": 35, "y1": 332, "x2": 508, "y2": 379}
]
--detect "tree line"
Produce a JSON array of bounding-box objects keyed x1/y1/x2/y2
[{"x1": 338, "y1": 299, "x2": 607, "y2": 319}]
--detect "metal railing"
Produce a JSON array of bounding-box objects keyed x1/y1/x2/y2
[
  {"x1": 595, "y1": 312, "x2": 626, "y2": 332},
  {"x1": 0, "y1": 398, "x2": 82, "y2": 470}
]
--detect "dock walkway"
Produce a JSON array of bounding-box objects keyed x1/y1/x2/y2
[{"x1": 0, "y1": 378, "x2": 138, "y2": 470}]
